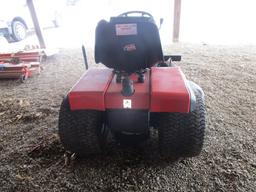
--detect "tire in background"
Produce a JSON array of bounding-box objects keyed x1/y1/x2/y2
[{"x1": 11, "y1": 20, "x2": 27, "y2": 42}]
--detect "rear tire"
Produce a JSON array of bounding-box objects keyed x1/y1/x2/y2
[
  {"x1": 158, "y1": 113, "x2": 184, "y2": 158},
  {"x1": 158, "y1": 93, "x2": 206, "y2": 158},
  {"x1": 182, "y1": 93, "x2": 206, "y2": 157},
  {"x1": 58, "y1": 97, "x2": 105, "y2": 157}
]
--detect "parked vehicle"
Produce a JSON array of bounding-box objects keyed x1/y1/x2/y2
[{"x1": 0, "y1": 0, "x2": 62, "y2": 42}]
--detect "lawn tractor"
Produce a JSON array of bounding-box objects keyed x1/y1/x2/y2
[{"x1": 58, "y1": 11, "x2": 206, "y2": 158}]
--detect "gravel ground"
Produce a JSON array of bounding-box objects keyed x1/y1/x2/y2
[{"x1": 0, "y1": 43, "x2": 255, "y2": 192}]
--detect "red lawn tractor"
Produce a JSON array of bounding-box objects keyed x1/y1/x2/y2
[{"x1": 58, "y1": 11, "x2": 206, "y2": 158}]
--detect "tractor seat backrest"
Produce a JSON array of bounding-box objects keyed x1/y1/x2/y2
[{"x1": 95, "y1": 16, "x2": 163, "y2": 73}]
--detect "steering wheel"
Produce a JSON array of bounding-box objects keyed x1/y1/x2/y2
[{"x1": 118, "y1": 11, "x2": 153, "y2": 19}]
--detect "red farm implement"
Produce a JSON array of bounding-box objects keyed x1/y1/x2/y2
[{"x1": 0, "y1": 51, "x2": 43, "y2": 82}]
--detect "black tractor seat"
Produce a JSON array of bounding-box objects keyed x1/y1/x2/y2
[{"x1": 95, "y1": 13, "x2": 164, "y2": 73}]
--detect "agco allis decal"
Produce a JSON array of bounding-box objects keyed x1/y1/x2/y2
[{"x1": 123, "y1": 43, "x2": 136, "y2": 52}]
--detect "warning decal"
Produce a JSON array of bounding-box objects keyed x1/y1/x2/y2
[
  {"x1": 123, "y1": 99, "x2": 132, "y2": 108},
  {"x1": 116, "y1": 24, "x2": 137, "y2": 36}
]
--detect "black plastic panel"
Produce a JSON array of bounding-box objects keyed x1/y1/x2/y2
[{"x1": 107, "y1": 109, "x2": 149, "y2": 134}]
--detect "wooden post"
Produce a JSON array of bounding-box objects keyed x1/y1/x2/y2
[
  {"x1": 27, "y1": 0, "x2": 46, "y2": 48},
  {"x1": 173, "y1": 0, "x2": 181, "y2": 42}
]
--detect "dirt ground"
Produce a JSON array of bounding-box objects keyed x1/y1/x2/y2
[{"x1": 0, "y1": 43, "x2": 255, "y2": 192}]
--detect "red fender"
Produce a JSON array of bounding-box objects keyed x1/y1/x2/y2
[{"x1": 68, "y1": 67, "x2": 190, "y2": 113}]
